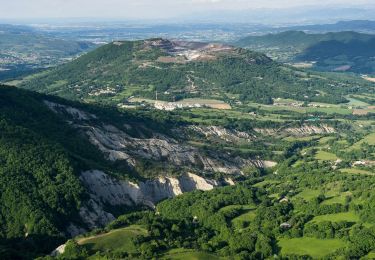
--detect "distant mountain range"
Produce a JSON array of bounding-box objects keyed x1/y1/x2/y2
[
  {"x1": 0, "y1": 24, "x2": 95, "y2": 81},
  {"x1": 178, "y1": 6, "x2": 375, "y2": 25},
  {"x1": 236, "y1": 31, "x2": 375, "y2": 74},
  {"x1": 283, "y1": 20, "x2": 375, "y2": 33}
]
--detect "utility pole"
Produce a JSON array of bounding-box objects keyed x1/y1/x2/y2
[{"x1": 155, "y1": 90, "x2": 158, "y2": 101}]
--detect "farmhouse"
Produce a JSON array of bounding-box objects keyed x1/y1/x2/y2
[{"x1": 280, "y1": 223, "x2": 292, "y2": 229}]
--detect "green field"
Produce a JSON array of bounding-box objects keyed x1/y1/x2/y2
[
  {"x1": 318, "y1": 136, "x2": 335, "y2": 144},
  {"x1": 278, "y1": 237, "x2": 347, "y2": 258},
  {"x1": 363, "y1": 251, "x2": 375, "y2": 259},
  {"x1": 340, "y1": 168, "x2": 375, "y2": 175},
  {"x1": 294, "y1": 189, "x2": 321, "y2": 201},
  {"x1": 247, "y1": 101, "x2": 352, "y2": 115},
  {"x1": 284, "y1": 135, "x2": 320, "y2": 142},
  {"x1": 351, "y1": 133, "x2": 375, "y2": 149},
  {"x1": 346, "y1": 97, "x2": 370, "y2": 106},
  {"x1": 311, "y1": 211, "x2": 359, "y2": 223},
  {"x1": 161, "y1": 249, "x2": 222, "y2": 260},
  {"x1": 321, "y1": 194, "x2": 349, "y2": 205},
  {"x1": 112, "y1": 85, "x2": 151, "y2": 102},
  {"x1": 231, "y1": 209, "x2": 257, "y2": 229},
  {"x1": 77, "y1": 225, "x2": 147, "y2": 254},
  {"x1": 218, "y1": 204, "x2": 244, "y2": 213},
  {"x1": 253, "y1": 180, "x2": 280, "y2": 188},
  {"x1": 315, "y1": 150, "x2": 338, "y2": 161}
]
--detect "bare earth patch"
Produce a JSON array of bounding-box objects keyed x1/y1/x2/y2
[
  {"x1": 362, "y1": 76, "x2": 375, "y2": 83},
  {"x1": 353, "y1": 109, "x2": 370, "y2": 115},
  {"x1": 157, "y1": 56, "x2": 187, "y2": 63},
  {"x1": 334, "y1": 65, "x2": 351, "y2": 72},
  {"x1": 353, "y1": 106, "x2": 375, "y2": 115},
  {"x1": 290, "y1": 62, "x2": 314, "y2": 69}
]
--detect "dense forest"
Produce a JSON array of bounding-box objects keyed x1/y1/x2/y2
[{"x1": 236, "y1": 31, "x2": 375, "y2": 73}]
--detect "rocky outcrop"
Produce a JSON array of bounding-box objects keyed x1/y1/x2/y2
[
  {"x1": 43, "y1": 100, "x2": 96, "y2": 121},
  {"x1": 254, "y1": 124, "x2": 335, "y2": 136},
  {"x1": 80, "y1": 170, "x2": 218, "y2": 208},
  {"x1": 78, "y1": 170, "x2": 220, "y2": 229},
  {"x1": 189, "y1": 125, "x2": 255, "y2": 143},
  {"x1": 43, "y1": 101, "x2": 278, "y2": 232},
  {"x1": 84, "y1": 123, "x2": 265, "y2": 175},
  {"x1": 51, "y1": 244, "x2": 66, "y2": 257},
  {"x1": 78, "y1": 199, "x2": 116, "y2": 229},
  {"x1": 44, "y1": 100, "x2": 275, "y2": 175}
]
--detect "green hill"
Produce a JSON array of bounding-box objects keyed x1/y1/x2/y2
[
  {"x1": 18, "y1": 38, "x2": 364, "y2": 105},
  {"x1": 236, "y1": 31, "x2": 375, "y2": 73}
]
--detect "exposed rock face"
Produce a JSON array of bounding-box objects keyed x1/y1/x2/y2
[
  {"x1": 254, "y1": 124, "x2": 335, "y2": 136},
  {"x1": 44, "y1": 100, "x2": 276, "y2": 176},
  {"x1": 78, "y1": 170, "x2": 220, "y2": 229},
  {"x1": 80, "y1": 170, "x2": 218, "y2": 208},
  {"x1": 43, "y1": 100, "x2": 96, "y2": 121},
  {"x1": 189, "y1": 125, "x2": 255, "y2": 143},
  {"x1": 78, "y1": 199, "x2": 116, "y2": 229},
  {"x1": 83, "y1": 122, "x2": 265, "y2": 175},
  {"x1": 50, "y1": 244, "x2": 66, "y2": 257},
  {"x1": 42, "y1": 100, "x2": 278, "y2": 233},
  {"x1": 143, "y1": 39, "x2": 234, "y2": 62}
]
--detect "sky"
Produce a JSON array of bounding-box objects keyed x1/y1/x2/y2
[{"x1": 0, "y1": 0, "x2": 374, "y2": 20}]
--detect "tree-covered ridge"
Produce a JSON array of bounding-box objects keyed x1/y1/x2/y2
[
  {"x1": 0, "y1": 86, "x2": 142, "y2": 259},
  {"x1": 0, "y1": 86, "x2": 85, "y2": 258},
  {"x1": 18, "y1": 38, "x2": 364, "y2": 105},
  {"x1": 57, "y1": 160, "x2": 375, "y2": 259},
  {"x1": 236, "y1": 31, "x2": 375, "y2": 73}
]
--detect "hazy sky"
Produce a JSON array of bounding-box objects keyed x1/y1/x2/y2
[{"x1": 0, "y1": 0, "x2": 374, "y2": 19}]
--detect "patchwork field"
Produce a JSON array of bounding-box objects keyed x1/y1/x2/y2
[
  {"x1": 340, "y1": 168, "x2": 375, "y2": 175},
  {"x1": 161, "y1": 249, "x2": 222, "y2": 260},
  {"x1": 77, "y1": 225, "x2": 147, "y2": 254},
  {"x1": 278, "y1": 237, "x2": 347, "y2": 258},
  {"x1": 315, "y1": 150, "x2": 338, "y2": 161},
  {"x1": 311, "y1": 211, "x2": 359, "y2": 223},
  {"x1": 351, "y1": 133, "x2": 375, "y2": 149},
  {"x1": 161, "y1": 249, "x2": 224, "y2": 260},
  {"x1": 247, "y1": 101, "x2": 352, "y2": 115},
  {"x1": 231, "y1": 209, "x2": 257, "y2": 230},
  {"x1": 294, "y1": 189, "x2": 321, "y2": 201}
]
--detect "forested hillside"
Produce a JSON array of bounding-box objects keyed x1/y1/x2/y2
[
  {"x1": 0, "y1": 85, "x2": 294, "y2": 258},
  {"x1": 0, "y1": 86, "x2": 88, "y2": 258},
  {"x1": 18, "y1": 38, "x2": 367, "y2": 105},
  {"x1": 57, "y1": 163, "x2": 375, "y2": 259},
  {"x1": 236, "y1": 31, "x2": 375, "y2": 73}
]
